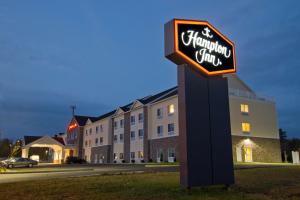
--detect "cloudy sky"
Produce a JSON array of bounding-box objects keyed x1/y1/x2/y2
[{"x1": 0, "y1": 1, "x2": 299, "y2": 139}]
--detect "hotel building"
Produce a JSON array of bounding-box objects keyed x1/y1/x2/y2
[{"x1": 62, "y1": 74, "x2": 281, "y2": 164}]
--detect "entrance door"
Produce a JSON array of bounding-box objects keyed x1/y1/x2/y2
[{"x1": 244, "y1": 147, "x2": 252, "y2": 162}]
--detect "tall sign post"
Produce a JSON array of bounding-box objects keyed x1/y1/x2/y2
[{"x1": 164, "y1": 19, "x2": 236, "y2": 188}]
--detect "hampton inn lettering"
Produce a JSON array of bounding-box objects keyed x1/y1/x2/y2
[
  {"x1": 181, "y1": 28, "x2": 231, "y2": 67},
  {"x1": 165, "y1": 19, "x2": 236, "y2": 76}
]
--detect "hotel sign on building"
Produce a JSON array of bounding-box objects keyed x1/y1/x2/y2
[{"x1": 165, "y1": 19, "x2": 236, "y2": 76}]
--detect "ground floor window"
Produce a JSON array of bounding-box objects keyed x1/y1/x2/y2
[
  {"x1": 130, "y1": 152, "x2": 135, "y2": 159},
  {"x1": 168, "y1": 148, "x2": 176, "y2": 162},
  {"x1": 119, "y1": 153, "x2": 124, "y2": 159},
  {"x1": 138, "y1": 151, "x2": 144, "y2": 159}
]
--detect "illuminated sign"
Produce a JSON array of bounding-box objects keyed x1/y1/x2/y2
[
  {"x1": 68, "y1": 122, "x2": 78, "y2": 132},
  {"x1": 165, "y1": 19, "x2": 236, "y2": 76}
]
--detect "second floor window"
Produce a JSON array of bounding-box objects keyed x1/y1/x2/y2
[
  {"x1": 96, "y1": 126, "x2": 99, "y2": 134},
  {"x1": 242, "y1": 122, "x2": 251, "y2": 133},
  {"x1": 120, "y1": 134, "x2": 124, "y2": 142},
  {"x1": 120, "y1": 119, "x2": 124, "y2": 128},
  {"x1": 114, "y1": 135, "x2": 118, "y2": 142},
  {"x1": 168, "y1": 123, "x2": 175, "y2": 135},
  {"x1": 100, "y1": 124, "x2": 103, "y2": 132},
  {"x1": 157, "y1": 125, "x2": 163, "y2": 136},
  {"x1": 130, "y1": 131, "x2": 135, "y2": 140},
  {"x1": 138, "y1": 129, "x2": 144, "y2": 139},
  {"x1": 89, "y1": 128, "x2": 92, "y2": 135}
]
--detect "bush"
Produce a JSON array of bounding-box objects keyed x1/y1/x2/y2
[
  {"x1": 141, "y1": 160, "x2": 145, "y2": 163},
  {"x1": 148, "y1": 158, "x2": 153, "y2": 163},
  {"x1": 66, "y1": 156, "x2": 86, "y2": 164},
  {"x1": 121, "y1": 160, "x2": 125, "y2": 163},
  {"x1": 131, "y1": 159, "x2": 135, "y2": 163},
  {"x1": 113, "y1": 160, "x2": 117, "y2": 163}
]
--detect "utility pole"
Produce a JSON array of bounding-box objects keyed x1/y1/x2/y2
[{"x1": 70, "y1": 105, "x2": 76, "y2": 116}]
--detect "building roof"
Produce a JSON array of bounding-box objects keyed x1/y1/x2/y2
[
  {"x1": 73, "y1": 115, "x2": 92, "y2": 126},
  {"x1": 23, "y1": 135, "x2": 65, "y2": 146}
]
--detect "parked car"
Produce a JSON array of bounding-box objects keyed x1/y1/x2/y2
[{"x1": 0, "y1": 157, "x2": 38, "y2": 169}]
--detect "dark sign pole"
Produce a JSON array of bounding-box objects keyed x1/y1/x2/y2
[{"x1": 165, "y1": 19, "x2": 235, "y2": 188}]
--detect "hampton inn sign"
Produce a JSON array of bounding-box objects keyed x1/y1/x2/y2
[
  {"x1": 165, "y1": 19, "x2": 236, "y2": 188},
  {"x1": 165, "y1": 19, "x2": 236, "y2": 76}
]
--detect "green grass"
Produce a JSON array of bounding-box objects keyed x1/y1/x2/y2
[{"x1": 1, "y1": 166, "x2": 300, "y2": 200}]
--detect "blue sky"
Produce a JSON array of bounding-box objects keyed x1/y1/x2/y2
[{"x1": 0, "y1": 1, "x2": 299, "y2": 139}]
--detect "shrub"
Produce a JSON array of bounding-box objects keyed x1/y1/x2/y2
[
  {"x1": 66, "y1": 156, "x2": 86, "y2": 164},
  {"x1": 121, "y1": 160, "x2": 125, "y2": 163},
  {"x1": 131, "y1": 159, "x2": 135, "y2": 163}
]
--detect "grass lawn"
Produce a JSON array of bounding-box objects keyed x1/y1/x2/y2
[{"x1": 1, "y1": 166, "x2": 300, "y2": 200}]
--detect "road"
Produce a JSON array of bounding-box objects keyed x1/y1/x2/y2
[{"x1": 0, "y1": 164, "x2": 178, "y2": 184}]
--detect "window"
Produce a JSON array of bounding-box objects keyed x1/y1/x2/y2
[
  {"x1": 138, "y1": 151, "x2": 144, "y2": 159},
  {"x1": 120, "y1": 119, "x2": 124, "y2": 128},
  {"x1": 168, "y1": 123, "x2": 175, "y2": 135},
  {"x1": 96, "y1": 126, "x2": 99, "y2": 134},
  {"x1": 168, "y1": 104, "x2": 175, "y2": 115},
  {"x1": 119, "y1": 153, "x2": 124, "y2": 159},
  {"x1": 85, "y1": 130, "x2": 88, "y2": 136},
  {"x1": 119, "y1": 134, "x2": 124, "y2": 142},
  {"x1": 241, "y1": 104, "x2": 249, "y2": 114},
  {"x1": 157, "y1": 125, "x2": 163, "y2": 136},
  {"x1": 114, "y1": 135, "x2": 118, "y2": 142},
  {"x1": 138, "y1": 113, "x2": 144, "y2": 123},
  {"x1": 85, "y1": 140, "x2": 88, "y2": 147},
  {"x1": 114, "y1": 121, "x2": 118, "y2": 129},
  {"x1": 88, "y1": 140, "x2": 91, "y2": 147},
  {"x1": 168, "y1": 148, "x2": 175, "y2": 158},
  {"x1": 95, "y1": 138, "x2": 98, "y2": 145},
  {"x1": 138, "y1": 129, "x2": 144, "y2": 139},
  {"x1": 99, "y1": 137, "x2": 103, "y2": 144},
  {"x1": 89, "y1": 128, "x2": 92, "y2": 135},
  {"x1": 130, "y1": 131, "x2": 135, "y2": 140},
  {"x1": 130, "y1": 152, "x2": 135, "y2": 159},
  {"x1": 100, "y1": 124, "x2": 103, "y2": 132},
  {"x1": 157, "y1": 108, "x2": 163, "y2": 119},
  {"x1": 242, "y1": 122, "x2": 251, "y2": 133},
  {"x1": 130, "y1": 115, "x2": 135, "y2": 125},
  {"x1": 113, "y1": 153, "x2": 117, "y2": 160}
]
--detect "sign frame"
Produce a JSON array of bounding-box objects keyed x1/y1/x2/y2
[{"x1": 165, "y1": 19, "x2": 237, "y2": 76}]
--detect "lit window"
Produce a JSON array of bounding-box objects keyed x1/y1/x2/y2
[
  {"x1": 138, "y1": 151, "x2": 144, "y2": 159},
  {"x1": 241, "y1": 104, "x2": 249, "y2": 114},
  {"x1": 168, "y1": 104, "x2": 175, "y2": 115},
  {"x1": 242, "y1": 122, "x2": 251, "y2": 133},
  {"x1": 114, "y1": 153, "x2": 117, "y2": 160}
]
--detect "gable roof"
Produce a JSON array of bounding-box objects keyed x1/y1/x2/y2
[
  {"x1": 138, "y1": 86, "x2": 177, "y2": 104},
  {"x1": 23, "y1": 135, "x2": 65, "y2": 146},
  {"x1": 73, "y1": 115, "x2": 92, "y2": 126}
]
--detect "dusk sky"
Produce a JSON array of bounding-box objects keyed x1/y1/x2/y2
[{"x1": 0, "y1": 1, "x2": 299, "y2": 140}]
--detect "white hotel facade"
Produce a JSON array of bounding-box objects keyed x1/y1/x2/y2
[{"x1": 65, "y1": 75, "x2": 281, "y2": 164}]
